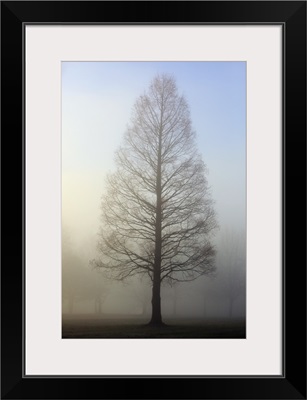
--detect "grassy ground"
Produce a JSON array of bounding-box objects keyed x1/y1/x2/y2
[{"x1": 62, "y1": 315, "x2": 245, "y2": 338}]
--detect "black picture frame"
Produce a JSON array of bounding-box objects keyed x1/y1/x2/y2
[{"x1": 1, "y1": 1, "x2": 306, "y2": 399}]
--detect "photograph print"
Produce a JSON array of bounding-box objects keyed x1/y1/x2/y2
[{"x1": 62, "y1": 62, "x2": 246, "y2": 338}]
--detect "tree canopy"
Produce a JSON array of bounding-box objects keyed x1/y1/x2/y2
[{"x1": 92, "y1": 74, "x2": 217, "y2": 324}]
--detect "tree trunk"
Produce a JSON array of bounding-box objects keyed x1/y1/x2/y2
[
  {"x1": 150, "y1": 273, "x2": 162, "y2": 325},
  {"x1": 95, "y1": 296, "x2": 103, "y2": 314},
  {"x1": 149, "y1": 120, "x2": 164, "y2": 326},
  {"x1": 149, "y1": 191, "x2": 163, "y2": 325}
]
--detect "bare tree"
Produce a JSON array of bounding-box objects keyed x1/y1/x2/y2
[
  {"x1": 87, "y1": 270, "x2": 110, "y2": 315},
  {"x1": 92, "y1": 74, "x2": 217, "y2": 325},
  {"x1": 62, "y1": 229, "x2": 110, "y2": 315},
  {"x1": 62, "y1": 230, "x2": 83, "y2": 314}
]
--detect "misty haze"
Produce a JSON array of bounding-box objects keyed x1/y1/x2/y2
[{"x1": 62, "y1": 62, "x2": 246, "y2": 338}]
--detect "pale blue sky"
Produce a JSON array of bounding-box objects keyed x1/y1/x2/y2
[{"x1": 62, "y1": 62, "x2": 246, "y2": 248}]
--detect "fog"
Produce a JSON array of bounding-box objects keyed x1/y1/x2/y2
[{"x1": 62, "y1": 228, "x2": 246, "y2": 321}]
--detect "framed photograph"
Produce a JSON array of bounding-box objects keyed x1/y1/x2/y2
[
  {"x1": 61, "y1": 60, "x2": 246, "y2": 340},
  {"x1": 1, "y1": 1, "x2": 306, "y2": 399}
]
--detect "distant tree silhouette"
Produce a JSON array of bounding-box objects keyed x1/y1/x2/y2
[
  {"x1": 92, "y1": 74, "x2": 217, "y2": 325},
  {"x1": 62, "y1": 233, "x2": 85, "y2": 314},
  {"x1": 219, "y1": 230, "x2": 246, "y2": 318},
  {"x1": 62, "y1": 231, "x2": 109, "y2": 314},
  {"x1": 130, "y1": 277, "x2": 151, "y2": 316}
]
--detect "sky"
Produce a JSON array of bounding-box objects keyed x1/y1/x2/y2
[{"x1": 62, "y1": 61, "x2": 246, "y2": 252}]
